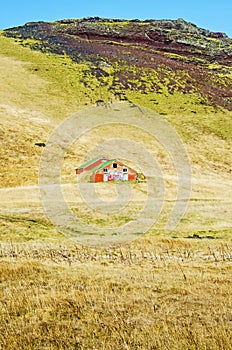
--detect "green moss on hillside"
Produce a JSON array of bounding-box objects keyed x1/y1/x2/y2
[
  {"x1": 0, "y1": 33, "x2": 231, "y2": 150},
  {"x1": 0, "y1": 34, "x2": 114, "y2": 119}
]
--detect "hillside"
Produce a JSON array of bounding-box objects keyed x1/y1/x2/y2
[
  {"x1": 1, "y1": 18, "x2": 232, "y2": 187},
  {"x1": 0, "y1": 18, "x2": 231, "y2": 236},
  {"x1": 0, "y1": 17, "x2": 232, "y2": 350},
  {"x1": 3, "y1": 17, "x2": 232, "y2": 110}
]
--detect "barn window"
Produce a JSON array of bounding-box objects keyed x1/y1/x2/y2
[
  {"x1": 113, "y1": 163, "x2": 117, "y2": 168},
  {"x1": 103, "y1": 168, "x2": 108, "y2": 173},
  {"x1": 123, "y1": 168, "x2": 128, "y2": 172}
]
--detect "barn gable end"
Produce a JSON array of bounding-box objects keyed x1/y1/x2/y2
[
  {"x1": 76, "y1": 157, "x2": 139, "y2": 182},
  {"x1": 91, "y1": 159, "x2": 138, "y2": 183}
]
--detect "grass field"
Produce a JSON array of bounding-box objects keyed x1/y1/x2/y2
[
  {"x1": 0, "y1": 33, "x2": 231, "y2": 349},
  {"x1": 0, "y1": 238, "x2": 231, "y2": 349}
]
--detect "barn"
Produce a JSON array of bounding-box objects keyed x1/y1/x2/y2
[
  {"x1": 90, "y1": 159, "x2": 138, "y2": 183},
  {"x1": 76, "y1": 156, "x2": 138, "y2": 182}
]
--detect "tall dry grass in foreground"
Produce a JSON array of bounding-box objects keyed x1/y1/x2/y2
[{"x1": 0, "y1": 238, "x2": 231, "y2": 349}]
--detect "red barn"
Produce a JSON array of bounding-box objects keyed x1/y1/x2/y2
[
  {"x1": 75, "y1": 156, "x2": 108, "y2": 174},
  {"x1": 90, "y1": 159, "x2": 138, "y2": 183}
]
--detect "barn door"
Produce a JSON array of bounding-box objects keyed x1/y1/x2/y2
[{"x1": 123, "y1": 173, "x2": 128, "y2": 181}]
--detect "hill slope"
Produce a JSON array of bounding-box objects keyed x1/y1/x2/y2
[
  {"x1": 0, "y1": 18, "x2": 231, "y2": 188},
  {"x1": 0, "y1": 18, "x2": 232, "y2": 350},
  {"x1": 3, "y1": 17, "x2": 232, "y2": 110},
  {"x1": 0, "y1": 18, "x2": 231, "y2": 239}
]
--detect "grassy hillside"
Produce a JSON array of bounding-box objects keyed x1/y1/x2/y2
[
  {"x1": 0, "y1": 33, "x2": 231, "y2": 188},
  {"x1": 0, "y1": 23, "x2": 231, "y2": 350},
  {"x1": 0, "y1": 32, "x2": 231, "y2": 235}
]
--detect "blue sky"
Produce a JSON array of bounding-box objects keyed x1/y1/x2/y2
[{"x1": 1, "y1": 0, "x2": 232, "y2": 37}]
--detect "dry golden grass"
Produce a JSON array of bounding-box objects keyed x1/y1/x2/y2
[{"x1": 0, "y1": 238, "x2": 231, "y2": 349}]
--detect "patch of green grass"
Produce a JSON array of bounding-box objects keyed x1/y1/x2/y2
[
  {"x1": 124, "y1": 89, "x2": 232, "y2": 142},
  {"x1": 0, "y1": 34, "x2": 114, "y2": 119},
  {"x1": 72, "y1": 204, "x2": 140, "y2": 228},
  {"x1": 90, "y1": 20, "x2": 132, "y2": 28},
  {"x1": 0, "y1": 214, "x2": 65, "y2": 242}
]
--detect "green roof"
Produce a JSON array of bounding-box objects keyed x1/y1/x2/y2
[
  {"x1": 76, "y1": 156, "x2": 104, "y2": 170},
  {"x1": 90, "y1": 159, "x2": 115, "y2": 172}
]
